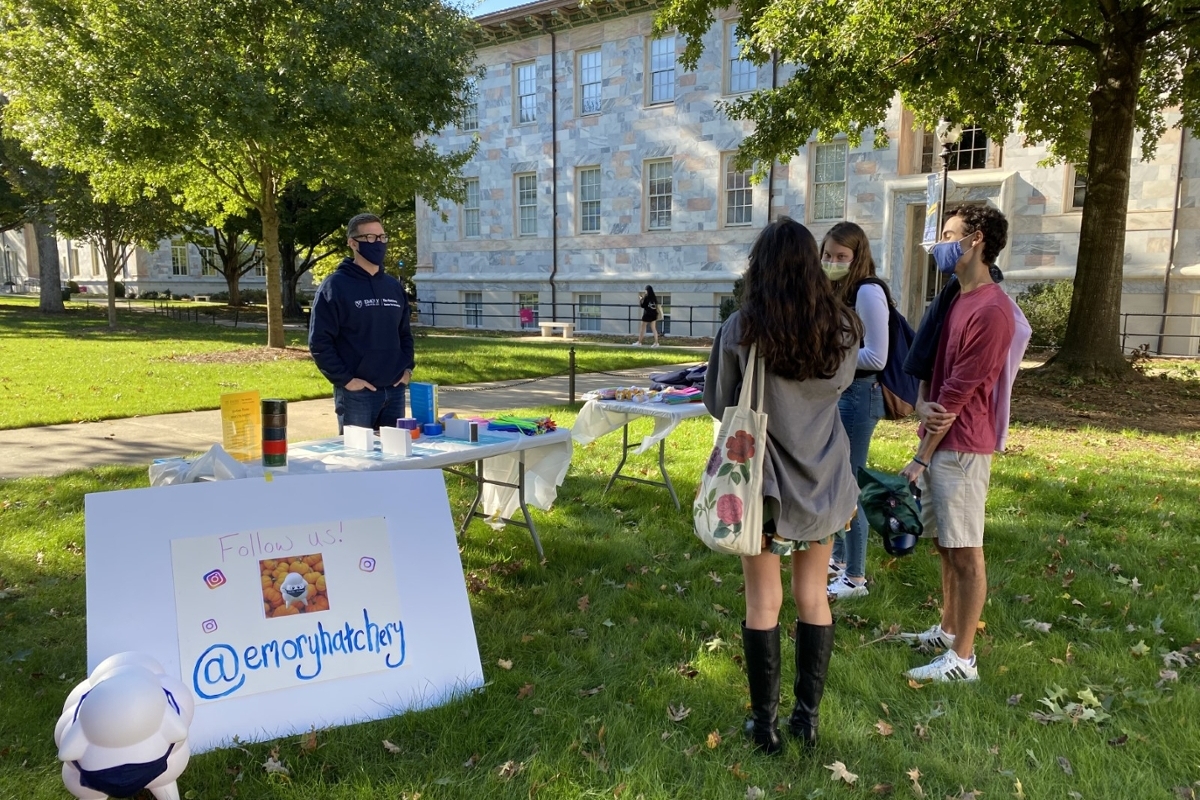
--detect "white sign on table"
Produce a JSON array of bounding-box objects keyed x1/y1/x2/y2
[{"x1": 85, "y1": 471, "x2": 483, "y2": 752}]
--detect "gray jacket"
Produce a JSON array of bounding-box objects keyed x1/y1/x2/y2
[{"x1": 703, "y1": 311, "x2": 860, "y2": 542}]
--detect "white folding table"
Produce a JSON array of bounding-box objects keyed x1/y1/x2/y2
[{"x1": 571, "y1": 400, "x2": 709, "y2": 509}]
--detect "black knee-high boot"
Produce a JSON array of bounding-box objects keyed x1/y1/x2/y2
[
  {"x1": 788, "y1": 620, "x2": 835, "y2": 747},
  {"x1": 741, "y1": 622, "x2": 782, "y2": 755}
]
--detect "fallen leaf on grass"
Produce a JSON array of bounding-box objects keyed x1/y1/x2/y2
[
  {"x1": 298, "y1": 730, "x2": 318, "y2": 753},
  {"x1": 728, "y1": 763, "x2": 748, "y2": 780},
  {"x1": 907, "y1": 678, "x2": 928, "y2": 690},
  {"x1": 871, "y1": 783, "x2": 894, "y2": 796},
  {"x1": 677, "y1": 662, "x2": 699, "y2": 679},
  {"x1": 1021, "y1": 619, "x2": 1052, "y2": 634},
  {"x1": 1163, "y1": 651, "x2": 1190, "y2": 668},
  {"x1": 1057, "y1": 755, "x2": 1073, "y2": 775},
  {"x1": 683, "y1": 744, "x2": 702, "y2": 757},
  {"x1": 263, "y1": 755, "x2": 290, "y2": 775},
  {"x1": 706, "y1": 730, "x2": 722, "y2": 749},
  {"x1": 569, "y1": 628, "x2": 588, "y2": 639},
  {"x1": 668, "y1": 703, "x2": 691, "y2": 722},
  {"x1": 1160, "y1": 669, "x2": 1180, "y2": 682},
  {"x1": 577, "y1": 595, "x2": 590, "y2": 612},
  {"x1": 874, "y1": 720, "x2": 894, "y2": 736},
  {"x1": 463, "y1": 754, "x2": 480, "y2": 769},
  {"x1": 578, "y1": 684, "x2": 604, "y2": 697},
  {"x1": 1013, "y1": 779, "x2": 1026, "y2": 800},
  {"x1": 1174, "y1": 788, "x2": 1197, "y2": 800},
  {"x1": 907, "y1": 767, "x2": 925, "y2": 798},
  {"x1": 1007, "y1": 694, "x2": 1023, "y2": 706},
  {"x1": 1131, "y1": 640, "x2": 1150, "y2": 657},
  {"x1": 1108, "y1": 734, "x2": 1128, "y2": 747},
  {"x1": 745, "y1": 788, "x2": 764, "y2": 800},
  {"x1": 913, "y1": 722, "x2": 929, "y2": 740},
  {"x1": 497, "y1": 659, "x2": 513, "y2": 670},
  {"x1": 516, "y1": 683, "x2": 535, "y2": 700},
  {"x1": 382, "y1": 741, "x2": 401, "y2": 755},
  {"x1": 521, "y1": 633, "x2": 535, "y2": 643},
  {"x1": 825, "y1": 760, "x2": 858, "y2": 785},
  {"x1": 496, "y1": 760, "x2": 524, "y2": 780}
]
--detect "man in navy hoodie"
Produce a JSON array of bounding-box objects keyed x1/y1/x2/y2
[{"x1": 309, "y1": 213, "x2": 415, "y2": 432}]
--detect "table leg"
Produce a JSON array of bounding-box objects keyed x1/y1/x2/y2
[
  {"x1": 658, "y1": 438, "x2": 681, "y2": 511},
  {"x1": 516, "y1": 453, "x2": 545, "y2": 562},
  {"x1": 603, "y1": 424, "x2": 631, "y2": 494},
  {"x1": 458, "y1": 459, "x2": 485, "y2": 538}
]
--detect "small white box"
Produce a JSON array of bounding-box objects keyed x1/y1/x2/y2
[
  {"x1": 344, "y1": 425, "x2": 376, "y2": 452},
  {"x1": 444, "y1": 418, "x2": 472, "y2": 441},
  {"x1": 379, "y1": 426, "x2": 413, "y2": 456}
]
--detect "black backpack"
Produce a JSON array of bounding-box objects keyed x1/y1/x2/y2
[{"x1": 850, "y1": 278, "x2": 920, "y2": 420}]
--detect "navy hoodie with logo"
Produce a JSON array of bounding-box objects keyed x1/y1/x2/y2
[{"x1": 308, "y1": 258, "x2": 414, "y2": 389}]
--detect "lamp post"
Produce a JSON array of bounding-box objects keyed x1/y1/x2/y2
[{"x1": 935, "y1": 120, "x2": 963, "y2": 236}]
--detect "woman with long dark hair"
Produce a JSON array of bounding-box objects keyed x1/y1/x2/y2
[
  {"x1": 703, "y1": 218, "x2": 862, "y2": 755},
  {"x1": 634, "y1": 285, "x2": 660, "y2": 346},
  {"x1": 821, "y1": 221, "x2": 888, "y2": 600}
]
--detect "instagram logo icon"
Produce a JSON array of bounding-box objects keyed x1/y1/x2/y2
[
  {"x1": 201, "y1": 619, "x2": 218, "y2": 634},
  {"x1": 359, "y1": 557, "x2": 376, "y2": 573},
  {"x1": 203, "y1": 569, "x2": 227, "y2": 589}
]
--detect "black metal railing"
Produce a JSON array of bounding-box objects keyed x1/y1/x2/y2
[
  {"x1": 1120, "y1": 312, "x2": 1200, "y2": 355},
  {"x1": 416, "y1": 299, "x2": 726, "y2": 339}
]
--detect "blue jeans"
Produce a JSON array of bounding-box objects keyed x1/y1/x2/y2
[
  {"x1": 832, "y1": 376, "x2": 883, "y2": 579},
  {"x1": 334, "y1": 384, "x2": 407, "y2": 434}
]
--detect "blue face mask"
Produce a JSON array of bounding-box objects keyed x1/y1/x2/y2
[
  {"x1": 929, "y1": 237, "x2": 976, "y2": 275},
  {"x1": 356, "y1": 240, "x2": 387, "y2": 267}
]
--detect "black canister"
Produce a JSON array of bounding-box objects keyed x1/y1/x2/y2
[{"x1": 261, "y1": 398, "x2": 288, "y2": 467}]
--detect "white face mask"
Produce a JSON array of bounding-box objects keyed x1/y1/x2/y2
[{"x1": 822, "y1": 261, "x2": 851, "y2": 281}]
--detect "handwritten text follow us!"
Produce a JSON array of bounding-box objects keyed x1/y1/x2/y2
[
  {"x1": 218, "y1": 522, "x2": 346, "y2": 562},
  {"x1": 192, "y1": 609, "x2": 406, "y2": 700}
]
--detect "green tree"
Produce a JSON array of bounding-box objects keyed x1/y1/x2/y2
[
  {"x1": 657, "y1": 0, "x2": 1199, "y2": 375},
  {"x1": 0, "y1": 124, "x2": 64, "y2": 312},
  {"x1": 0, "y1": 0, "x2": 478, "y2": 347},
  {"x1": 186, "y1": 213, "x2": 262, "y2": 308},
  {"x1": 272, "y1": 183, "x2": 364, "y2": 319},
  {"x1": 55, "y1": 173, "x2": 180, "y2": 329}
]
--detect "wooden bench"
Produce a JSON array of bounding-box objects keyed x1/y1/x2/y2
[{"x1": 539, "y1": 321, "x2": 575, "y2": 339}]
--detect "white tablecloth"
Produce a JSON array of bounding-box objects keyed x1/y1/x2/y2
[
  {"x1": 286, "y1": 428, "x2": 573, "y2": 518},
  {"x1": 571, "y1": 400, "x2": 710, "y2": 455}
]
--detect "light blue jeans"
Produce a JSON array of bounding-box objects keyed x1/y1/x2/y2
[{"x1": 832, "y1": 376, "x2": 884, "y2": 579}]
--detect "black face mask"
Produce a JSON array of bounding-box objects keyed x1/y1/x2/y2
[{"x1": 75, "y1": 743, "x2": 174, "y2": 798}]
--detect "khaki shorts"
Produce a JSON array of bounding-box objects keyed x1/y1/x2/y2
[{"x1": 918, "y1": 450, "x2": 992, "y2": 549}]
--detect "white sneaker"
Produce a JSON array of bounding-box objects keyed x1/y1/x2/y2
[
  {"x1": 827, "y1": 558, "x2": 844, "y2": 578},
  {"x1": 900, "y1": 624, "x2": 956, "y2": 650},
  {"x1": 827, "y1": 575, "x2": 868, "y2": 600},
  {"x1": 905, "y1": 650, "x2": 978, "y2": 683},
  {"x1": 631, "y1": 341, "x2": 641, "y2": 346},
  {"x1": 651, "y1": 342, "x2": 660, "y2": 348}
]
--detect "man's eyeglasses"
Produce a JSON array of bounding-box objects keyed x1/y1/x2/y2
[{"x1": 352, "y1": 234, "x2": 389, "y2": 244}]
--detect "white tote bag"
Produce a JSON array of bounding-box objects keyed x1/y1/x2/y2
[{"x1": 693, "y1": 344, "x2": 767, "y2": 556}]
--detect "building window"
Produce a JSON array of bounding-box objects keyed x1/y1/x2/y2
[
  {"x1": 199, "y1": 246, "x2": 219, "y2": 276},
  {"x1": 656, "y1": 292, "x2": 672, "y2": 335},
  {"x1": 579, "y1": 50, "x2": 601, "y2": 115},
  {"x1": 649, "y1": 36, "x2": 675, "y2": 105},
  {"x1": 812, "y1": 142, "x2": 847, "y2": 222},
  {"x1": 577, "y1": 293, "x2": 602, "y2": 332},
  {"x1": 2, "y1": 248, "x2": 13, "y2": 284},
  {"x1": 463, "y1": 291, "x2": 483, "y2": 328},
  {"x1": 463, "y1": 178, "x2": 481, "y2": 238},
  {"x1": 516, "y1": 173, "x2": 537, "y2": 236},
  {"x1": 646, "y1": 159, "x2": 673, "y2": 230},
  {"x1": 921, "y1": 126, "x2": 989, "y2": 172},
  {"x1": 170, "y1": 238, "x2": 189, "y2": 276},
  {"x1": 515, "y1": 61, "x2": 537, "y2": 124},
  {"x1": 578, "y1": 167, "x2": 601, "y2": 234},
  {"x1": 727, "y1": 24, "x2": 756, "y2": 94},
  {"x1": 517, "y1": 292, "x2": 539, "y2": 329},
  {"x1": 724, "y1": 156, "x2": 753, "y2": 226},
  {"x1": 459, "y1": 78, "x2": 479, "y2": 132},
  {"x1": 1071, "y1": 170, "x2": 1087, "y2": 210},
  {"x1": 253, "y1": 248, "x2": 266, "y2": 277}
]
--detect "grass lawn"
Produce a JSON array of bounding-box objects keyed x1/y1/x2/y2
[
  {"x1": 2, "y1": 405, "x2": 1199, "y2": 798},
  {"x1": 0, "y1": 300, "x2": 703, "y2": 430}
]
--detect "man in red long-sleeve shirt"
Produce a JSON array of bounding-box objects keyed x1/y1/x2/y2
[{"x1": 899, "y1": 205, "x2": 1015, "y2": 683}]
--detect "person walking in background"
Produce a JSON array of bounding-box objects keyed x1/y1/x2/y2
[
  {"x1": 634, "y1": 285, "x2": 660, "y2": 346},
  {"x1": 899, "y1": 205, "x2": 1018, "y2": 683},
  {"x1": 704, "y1": 218, "x2": 861, "y2": 754},
  {"x1": 821, "y1": 222, "x2": 888, "y2": 601},
  {"x1": 309, "y1": 212, "x2": 415, "y2": 433}
]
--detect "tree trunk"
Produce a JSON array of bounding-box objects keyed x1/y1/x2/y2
[
  {"x1": 1051, "y1": 32, "x2": 1145, "y2": 376},
  {"x1": 281, "y1": 254, "x2": 304, "y2": 319},
  {"x1": 34, "y1": 213, "x2": 64, "y2": 313},
  {"x1": 224, "y1": 266, "x2": 242, "y2": 307},
  {"x1": 104, "y1": 246, "x2": 118, "y2": 331},
  {"x1": 259, "y1": 169, "x2": 285, "y2": 348}
]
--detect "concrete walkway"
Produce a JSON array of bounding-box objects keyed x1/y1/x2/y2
[{"x1": 0, "y1": 362, "x2": 703, "y2": 479}]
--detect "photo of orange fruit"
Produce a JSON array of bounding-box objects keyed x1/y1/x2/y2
[{"x1": 258, "y1": 553, "x2": 330, "y2": 619}]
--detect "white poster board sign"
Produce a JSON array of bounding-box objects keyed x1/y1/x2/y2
[{"x1": 85, "y1": 471, "x2": 483, "y2": 752}]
